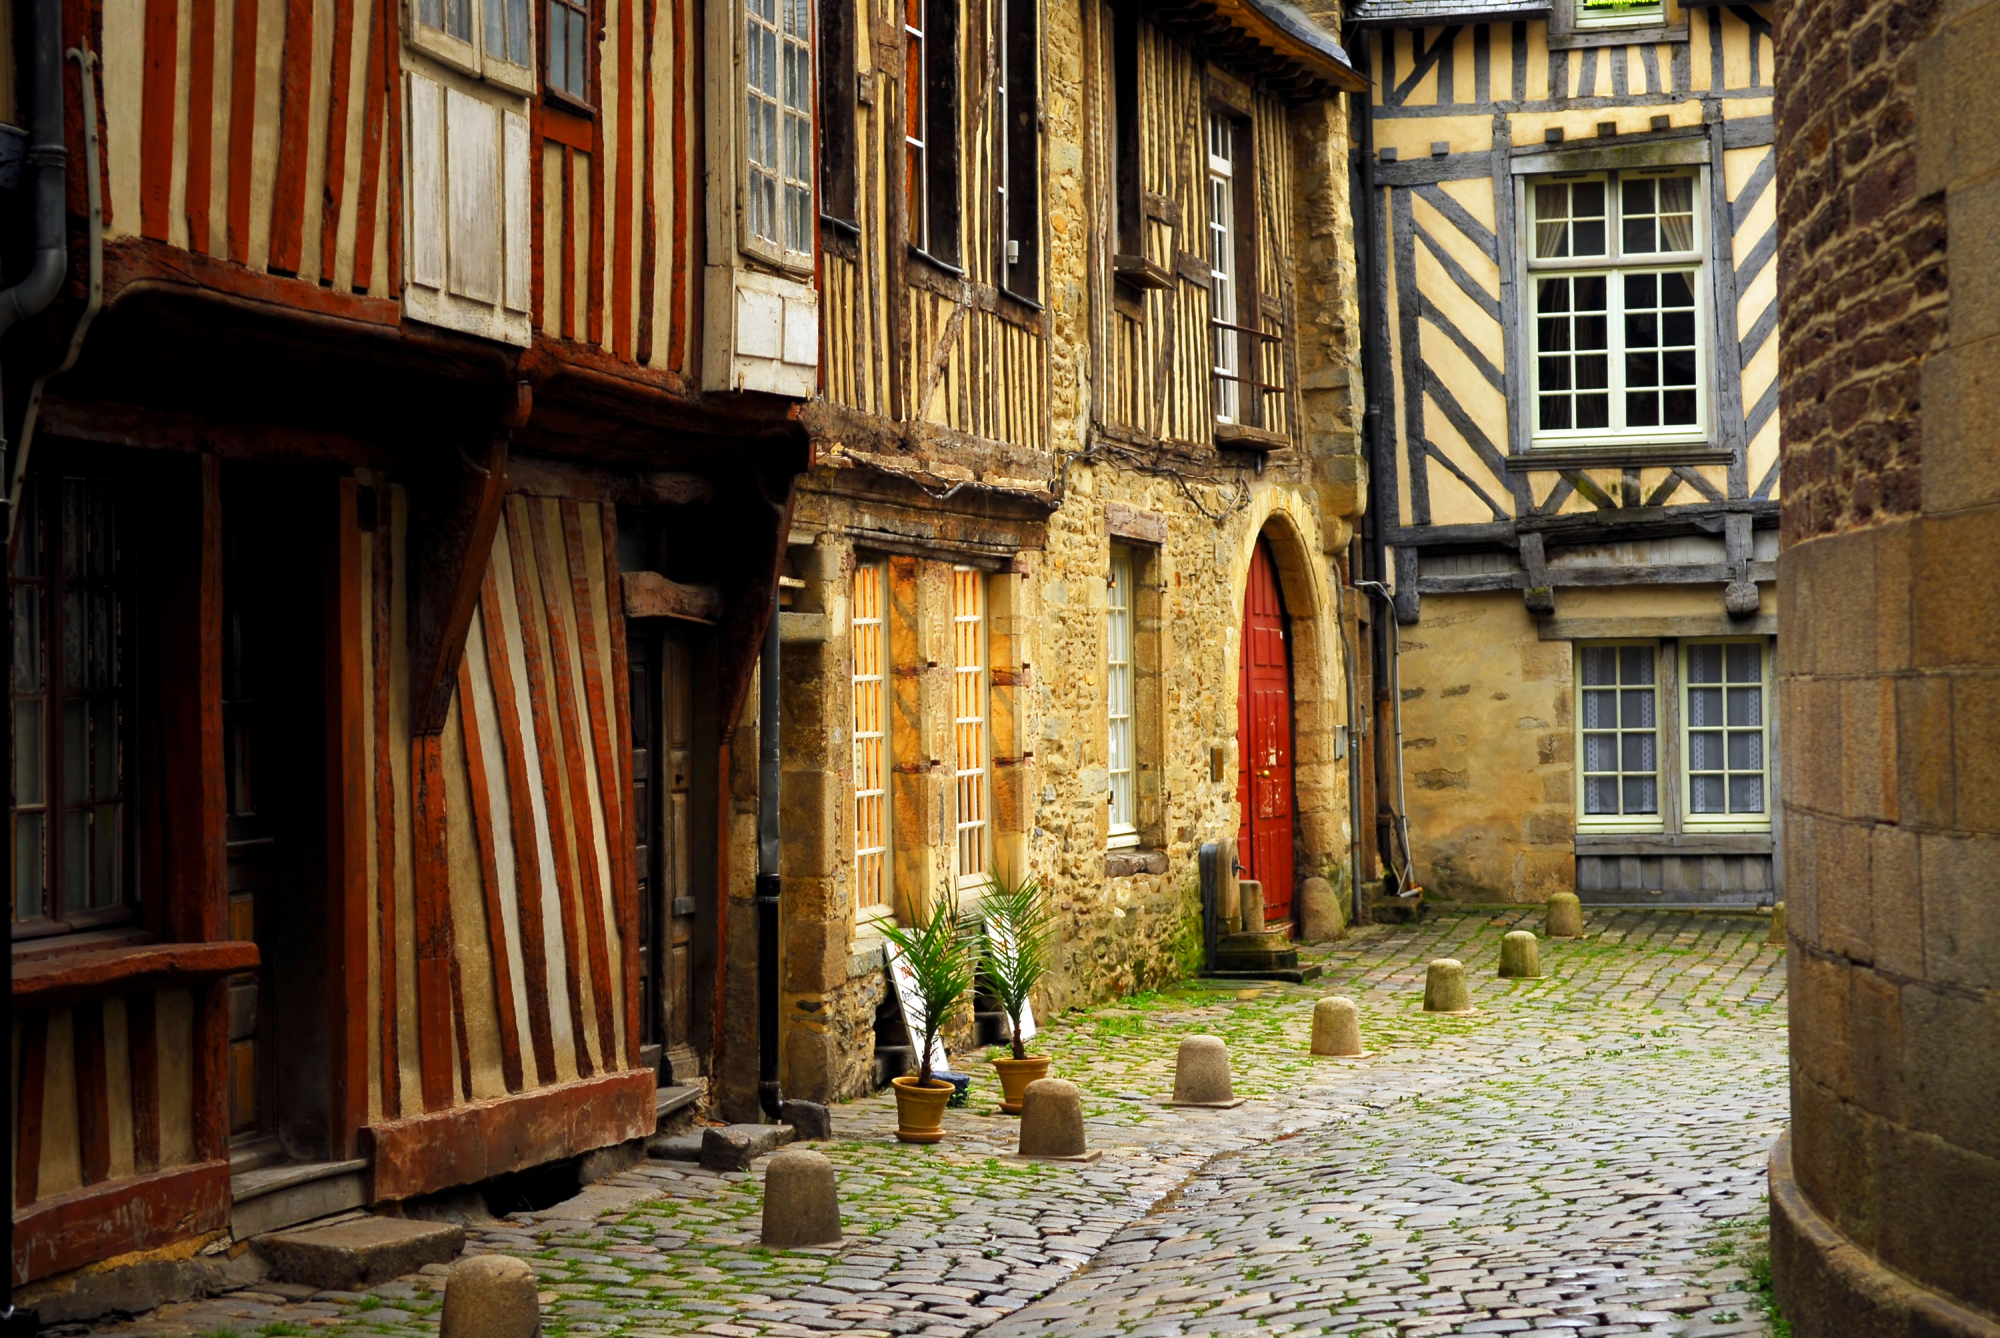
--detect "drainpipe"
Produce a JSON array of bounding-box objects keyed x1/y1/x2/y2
[{"x1": 755, "y1": 584, "x2": 783, "y2": 1122}]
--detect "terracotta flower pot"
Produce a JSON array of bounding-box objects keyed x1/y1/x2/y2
[
  {"x1": 891, "y1": 1075, "x2": 955, "y2": 1143},
  {"x1": 992, "y1": 1056, "x2": 1052, "y2": 1114}
]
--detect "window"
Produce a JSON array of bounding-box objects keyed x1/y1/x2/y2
[
  {"x1": 11, "y1": 476, "x2": 133, "y2": 937},
  {"x1": 905, "y1": 0, "x2": 961, "y2": 266},
  {"x1": 818, "y1": 0, "x2": 858, "y2": 227},
  {"x1": 1530, "y1": 170, "x2": 1703, "y2": 447},
  {"x1": 1576, "y1": 0, "x2": 1664, "y2": 27},
  {"x1": 1577, "y1": 643, "x2": 1658, "y2": 829},
  {"x1": 851, "y1": 562, "x2": 891, "y2": 913},
  {"x1": 546, "y1": 0, "x2": 589, "y2": 102},
  {"x1": 1683, "y1": 640, "x2": 1769, "y2": 829},
  {"x1": 412, "y1": 0, "x2": 534, "y2": 92},
  {"x1": 950, "y1": 567, "x2": 988, "y2": 887},
  {"x1": 997, "y1": 0, "x2": 1039, "y2": 298},
  {"x1": 745, "y1": 0, "x2": 813, "y2": 260},
  {"x1": 1106, "y1": 548, "x2": 1137, "y2": 850},
  {"x1": 1111, "y1": 4, "x2": 1141, "y2": 261},
  {"x1": 1208, "y1": 113, "x2": 1240, "y2": 425}
]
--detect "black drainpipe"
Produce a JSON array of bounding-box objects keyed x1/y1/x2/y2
[
  {"x1": 755, "y1": 585, "x2": 783, "y2": 1122},
  {"x1": 3, "y1": 0, "x2": 67, "y2": 1326}
]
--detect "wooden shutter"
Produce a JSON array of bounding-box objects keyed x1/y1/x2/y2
[{"x1": 406, "y1": 71, "x2": 533, "y2": 344}]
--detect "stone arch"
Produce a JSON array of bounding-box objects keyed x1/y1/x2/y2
[{"x1": 1225, "y1": 488, "x2": 1349, "y2": 907}]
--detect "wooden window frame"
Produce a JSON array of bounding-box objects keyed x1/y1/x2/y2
[
  {"x1": 10, "y1": 474, "x2": 138, "y2": 941},
  {"x1": 997, "y1": 0, "x2": 1041, "y2": 302},
  {"x1": 411, "y1": 0, "x2": 537, "y2": 95},
  {"x1": 851, "y1": 561, "x2": 894, "y2": 920},
  {"x1": 1523, "y1": 167, "x2": 1709, "y2": 453},
  {"x1": 742, "y1": 0, "x2": 816, "y2": 269},
  {"x1": 1111, "y1": 3, "x2": 1142, "y2": 263},
  {"x1": 1206, "y1": 107, "x2": 1260, "y2": 430},
  {"x1": 543, "y1": 0, "x2": 595, "y2": 112},
  {"x1": 950, "y1": 567, "x2": 989, "y2": 890},
  {"x1": 1679, "y1": 638, "x2": 1772, "y2": 833},
  {"x1": 906, "y1": 0, "x2": 962, "y2": 270},
  {"x1": 1575, "y1": 640, "x2": 1665, "y2": 834},
  {"x1": 818, "y1": 0, "x2": 859, "y2": 230},
  {"x1": 1106, "y1": 547, "x2": 1137, "y2": 850},
  {"x1": 1548, "y1": 0, "x2": 1688, "y2": 48}
]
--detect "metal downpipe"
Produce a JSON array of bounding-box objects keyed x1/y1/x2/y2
[{"x1": 755, "y1": 584, "x2": 783, "y2": 1122}]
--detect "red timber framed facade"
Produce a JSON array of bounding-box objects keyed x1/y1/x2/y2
[{"x1": 2, "y1": 0, "x2": 811, "y2": 1309}]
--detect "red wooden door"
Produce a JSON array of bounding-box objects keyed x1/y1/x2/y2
[{"x1": 1236, "y1": 540, "x2": 1296, "y2": 928}]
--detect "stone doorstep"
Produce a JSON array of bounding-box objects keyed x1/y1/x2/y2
[
  {"x1": 229, "y1": 1158, "x2": 372, "y2": 1242},
  {"x1": 257, "y1": 1216, "x2": 466, "y2": 1292}
]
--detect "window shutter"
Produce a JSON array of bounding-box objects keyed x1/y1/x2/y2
[
  {"x1": 446, "y1": 87, "x2": 502, "y2": 305},
  {"x1": 503, "y1": 109, "x2": 530, "y2": 313},
  {"x1": 404, "y1": 72, "x2": 533, "y2": 344},
  {"x1": 410, "y1": 74, "x2": 447, "y2": 291}
]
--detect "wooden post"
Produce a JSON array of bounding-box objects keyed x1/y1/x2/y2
[{"x1": 326, "y1": 478, "x2": 372, "y2": 1157}]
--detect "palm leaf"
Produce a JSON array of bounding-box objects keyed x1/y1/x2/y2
[
  {"x1": 879, "y1": 891, "x2": 979, "y2": 1086},
  {"x1": 979, "y1": 869, "x2": 1057, "y2": 1059}
]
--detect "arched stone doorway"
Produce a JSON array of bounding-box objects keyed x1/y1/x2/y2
[{"x1": 1236, "y1": 538, "x2": 1296, "y2": 924}]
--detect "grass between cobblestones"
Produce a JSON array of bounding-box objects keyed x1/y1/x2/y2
[{"x1": 76, "y1": 908, "x2": 1789, "y2": 1338}]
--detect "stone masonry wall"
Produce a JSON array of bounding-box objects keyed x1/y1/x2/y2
[{"x1": 1772, "y1": 0, "x2": 2000, "y2": 1331}]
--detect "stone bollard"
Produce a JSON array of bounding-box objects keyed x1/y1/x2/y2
[
  {"x1": 1309, "y1": 997, "x2": 1364, "y2": 1056},
  {"x1": 760, "y1": 1148, "x2": 842, "y2": 1248},
  {"x1": 1014, "y1": 1078, "x2": 1099, "y2": 1161},
  {"x1": 1546, "y1": 891, "x2": 1584, "y2": 939},
  {"x1": 1498, "y1": 930, "x2": 1542, "y2": 979},
  {"x1": 1423, "y1": 959, "x2": 1473, "y2": 1013},
  {"x1": 1298, "y1": 877, "x2": 1347, "y2": 943},
  {"x1": 1239, "y1": 880, "x2": 1266, "y2": 935},
  {"x1": 1168, "y1": 1035, "x2": 1243, "y2": 1107},
  {"x1": 440, "y1": 1254, "x2": 541, "y2": 1338}
]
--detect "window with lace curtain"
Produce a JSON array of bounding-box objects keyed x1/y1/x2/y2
[{"x1": 1528, "y1": 169, "x2": 1706, "y2": 449}]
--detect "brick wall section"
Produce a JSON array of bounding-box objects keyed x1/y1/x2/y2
[
  {"x1": 1774, "y1": 0, "x2": 2000, "y2": 1332},
  {"x1": 1773, "y1": 0, "x2": 1946, "y2": 545}
]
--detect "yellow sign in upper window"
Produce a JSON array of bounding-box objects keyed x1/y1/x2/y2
[{"x1": 1578, "y1": 0, "x2": 1665, "y2": 27}]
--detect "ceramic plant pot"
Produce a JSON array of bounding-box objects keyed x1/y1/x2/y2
[
  {"x1": 992, "y1": 1056, "x2": 1053, "y2": 1114},
  {"x1": 891, "y1": 1075, "x2": 955, "y2": 1143}
]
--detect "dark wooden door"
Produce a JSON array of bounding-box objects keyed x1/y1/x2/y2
[
  {"x1": 630, "y1": 626, "x2": 701, "y2": 1083},
  {"x1": 1236, "y1": 540, "x2": 1295, "y2": 928}
]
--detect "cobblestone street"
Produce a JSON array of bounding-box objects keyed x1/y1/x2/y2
[{"x1": 78, "y1": 910, "x2": 1789, "y2": 1338}]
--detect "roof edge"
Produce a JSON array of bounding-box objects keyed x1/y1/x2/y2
[{"x1": 1220, "y1": 0, "x2": 1372, "y2": 93}]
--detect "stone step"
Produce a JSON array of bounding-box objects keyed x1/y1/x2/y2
[
  {"x1": 258, "y1": 1216, "x2": 464, "y2": 1291},
  {"x1": 231, "y1": 1158, "x2": 370, "y2": 1242},
  {"x1": 656, "y1": 1083, "x2": 701, "y2": 1124}
]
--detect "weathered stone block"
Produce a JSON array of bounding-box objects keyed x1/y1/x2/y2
[
  {"x1": 700, "y1": 1123, "x2": 796, "y2": 1171},
  {"x1": 780, "y1": 1099, "x2": 833, "y2": 1141},
  {"x1": 1016, "y1": 1079, "x2": 1094, "y2": 1160},
  {"x1": 1309, "y1": 997, "x2": 1363, "y2": 1056},
  {"x1": 1297, "y1": 876, "x2": 1347, "y2": 942},
  {"x1": 440, "y1": 1254, "x2": 540, "y2": 1338},
  {"x1": 761, "y1": 1148, "x2": 842, "y2": 1248},
  {"x1": 1546, "y1": 892, "x2": 1583, "y2": 939},
  {"x1": 1423, "y1": 959, "x2": 1472, "y2": 1013},
  {"x1": 260, "y1": 1218, "x2": 464, "y2": 1291},
  {"x1": 1497, "y1": 931, "x2": 1541, "y2": 979}
]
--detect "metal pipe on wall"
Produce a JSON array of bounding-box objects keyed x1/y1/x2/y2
[{"x1": 755, "y1": 585, "x2": 783, "y2": 1122}]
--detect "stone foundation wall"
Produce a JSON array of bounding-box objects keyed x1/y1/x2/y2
[{"x1": 1773, "y1": 0, "x2": 2000, "y2": 1330}]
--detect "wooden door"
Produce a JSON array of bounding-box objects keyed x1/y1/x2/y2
[
  {"x1": 630, "y1": 626, "x2": 701, "y2": 1083},
  {"x1": 1236, "y1": 540, "x2": 1295, "y2": 927}
]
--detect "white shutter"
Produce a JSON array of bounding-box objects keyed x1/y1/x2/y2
[
  {"x1": 446, "y1": 87, "x2": 502, "y2": 305},
  {"x1": 409, "y1": 74, "x2": 447, "y2": 291},
  {"x1": 503, "y1": 109, "x2": 530, "y2": 313}
]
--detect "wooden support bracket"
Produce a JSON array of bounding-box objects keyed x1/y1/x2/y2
[
  {"x1": 409, "y1": 408, "x2": 515, "y2": 736},
  {"x1": 622, "y1": 570, "x2": 724, "y2": 623}
]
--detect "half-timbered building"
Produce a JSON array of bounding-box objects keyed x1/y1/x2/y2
[
  {"x1": 749, "y1": 0, "x2": 1371, "y2": 1114},
  {"x1": 1344, "y1": 0, "x2": 1781, "y2": 910},
  {"x1": 4, "y1": 0, "x2": 812, "y2": 1313}
]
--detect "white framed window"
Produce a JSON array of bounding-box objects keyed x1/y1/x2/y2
[
  {"x1": 1576, "y1": 0, "x2": 1665, "y2": 28},
  {"x1": 951, "y1": 567, "x2": 990, "y2": 888},
  {"x1": 412, "y1": 0, "x2": 535, "y2": 93},
  {"x1": 1106, "y1": 548, "x2": 1137, "y2": 850},
  {"x1": 1576, "y1": 642, "x2": 1661, "y2": 831},
  {"x1": 744, "y1": 0, "x2": 814, "y2": 265},
  {"x1": 1682, "y1": 639, "x2": 1770, "y2": 831},
  {"x1": 1528, "y1": 169, "x2": 1705, "y2": 449},
  {"x1": 852, "y1": 562, "x2": 892, "y2": 915},
  {"x1": 1207, "y1": 112, "x2": 1240, "y2": 425}
]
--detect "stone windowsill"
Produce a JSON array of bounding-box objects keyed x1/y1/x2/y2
[{"x1": 1106, "y1": 848, "x2": 1169, "y2": 879}]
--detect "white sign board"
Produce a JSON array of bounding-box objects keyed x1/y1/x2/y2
[{"x1": 883, "y1": 936, "x2": 952, "y2": 1075}]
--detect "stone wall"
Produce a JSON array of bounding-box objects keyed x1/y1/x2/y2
[{"x1": 1771, "y1": 0, "x2": 2000, "y2": 1333}]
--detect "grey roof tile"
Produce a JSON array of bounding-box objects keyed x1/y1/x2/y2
[{"x1": 1347, "y1": 0, "x2": 1549, "y2": 23}]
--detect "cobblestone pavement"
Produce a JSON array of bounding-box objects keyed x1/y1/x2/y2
[{"x1": 74, "y1": 909, "x2": 1788, "y2": 1338}]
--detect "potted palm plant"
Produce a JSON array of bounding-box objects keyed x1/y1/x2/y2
[
  {"x1": 981, "y1": 870, "x2": 1059, "y2": 1114},
  {"x1": 879, "y1": 891, "x2": 977, "y2": 1144}
]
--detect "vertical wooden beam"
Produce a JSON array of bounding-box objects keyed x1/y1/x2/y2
[
  {"x1": 351, "y1": 0, "x2": 390, "y2": 292},
  {"x1": 73, "y1": 1001, "x2": 110, "y2": 1186},
  {"x1": 193, "y1": 979, "x2": 230, "y2": 1160},
  {"x1": 371, "y1": 489, "x2": 402, "y2": 1120},
  {"x1": 478, "y1": 570, "x2": 560, "y2": 1086},
  {"x1": 327, "y1": 478, "x2": 371, "y2": 1155},
  {"x1": 411, "y1": 734, "x2": 456, "y2": 1112},
  {"x1": 268, "y1": 0, "x2": 318, "y2": 273},
  {"x1": 613, "y1": 0, "x2": 635, "y2": 358},
  {"x1": 186, "y1": 0, "x2": 217, "y2": 252},
  {"x1": 535, "y1": 503, "x2": 618, "y2": 1066},
  {"x1": 319, "y1": 0, "x2": 360, "y2": 283},
  {"x1": 13, "y1": 1012, "x2": 47, "y2": 1207},
  {"x1": 384, "y1": 0, "x2": 405, "y2": 293},
  {"x1": 227, "y1": 0, "x2": 259, "y2": 262},
  {"x1": 505, "y1": 503, "x2": 596, "y2": 1077},
  {"x1": 140, "y1": 0, "x2": 178, "y2": 240},
  {"x1": 596, "y1": 504, "x2": 642, "y2": 1067},
  {"x1": 126, "y1": 992, "x2": 160, "y2": 1173},
  {"x1": 665, "y1": 0, "x2": 688, "y2": 369},
  {"x1": 589, "y1": 84, "x2": 607, "y2": 347},
  {"x1": 456, "y1": 653, "x2": 526, "y2": 1093},
  {"x1": 561, "y1": 148, "x2": 578, "y2": 340},
  {"x1": 635, "y1": 0, "x2": 658, "y2": 365}
]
